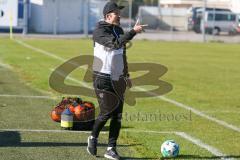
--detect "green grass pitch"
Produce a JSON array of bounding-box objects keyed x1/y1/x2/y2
[{"x1": 0, "y1": 36, "x2": 240, "y2": 159}]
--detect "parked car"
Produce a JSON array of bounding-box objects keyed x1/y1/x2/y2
[
  {"x1": 187, "y1": 7, "x2": 231, "y2": 32},
  {"x1": 200, "y1": 10, "x2": 239, "y2": 35}
]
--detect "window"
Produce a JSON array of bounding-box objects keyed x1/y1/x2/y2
[
  {"x1": 208, "y1": 13, "x2": 214, "y2": 21},
  {"x1": 18, "y1": 0, "x2": 24, "y2": 19},
  {"x1": 229, "y1": 14, "x2": 236, "y2": 21},
  {"x1": 215, "y1": 14, "x2": 228, "y2": 21}
]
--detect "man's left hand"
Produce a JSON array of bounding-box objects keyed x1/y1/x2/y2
[{"x1": 126, "y1": 78, "x2": 132, "y2": 88}]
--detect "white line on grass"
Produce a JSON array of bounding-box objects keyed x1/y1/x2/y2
[
  {"x1": 0, "y1": 62, "x2": 13, "y2": 69},
  {"x1": 14, "y1": 39, "x2": 240, "y2": 133},
  {"x1": 15, "y1": 39, "x2": 66, "y2": 62},
  {"x1": 136, "y1": 87, "x2": 240, "y2": 133},
  {"x1": 175, "y1": 132, "x2": 226, "y2": 158},
  {"x1": 159, "y1": 96, "x2": 240, "y2": 133},
  {"x1": 203, "y1": 111, "x2": 240, "y2": 113},
  {"x1": 0, "y1": 94, "x2": 55, "y2": 99},
  {"x1": 0, "y1": 128, "x2": 228, "y2": 158},
  {"x1": 126, "y1": 129, "x2": 229, "y2": 158},
  {"x1": 49, "y1": 68, "x2": 92, "y2": 89}
]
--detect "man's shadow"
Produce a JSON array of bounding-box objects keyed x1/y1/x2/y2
[
  {"x1": 0, "y1": 131, "x2": 139, "y2": 148},
  {"x1": 0, "y1": 131, "x2": 155, "y2": 159}
]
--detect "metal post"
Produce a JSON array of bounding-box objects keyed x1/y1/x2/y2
[
  {"x1": 83, "y1": 0, "x2": 89, "y2": 37},
  {"x1": 171, "y1": 4, "x2": 173, "y2": 40},
  {"x1": 9, "y1": 11, "x2": 13, "y2": 39},
  {"x1": 202, "y1": 0, "x2": 207, "y2": 42},
  {"x1": 158, "y1": 0, "x2": 161, "y2": 30},
  {"x1": 129, "y1": 0, "x2": 132, "y2": 29},
  {"x1": 22, "y1": 0, "x2": 28, "y2": 35},
  {"x1": 53, "y1": 0, "x2": 59, "y2": 35},
  {"x1": 212, "y1": 6, "x2": 216, "y2": 38}
]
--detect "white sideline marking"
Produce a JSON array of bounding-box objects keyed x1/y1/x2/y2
[
  {"x1": 0, "y1": 62, "x2": 12, "y2": 69},
  {"x1": 175, "y1": 132, "x2": 226, "y2": 158},
  {"x1": 0, "y1": 94, "x2": 55, "y2": 99},
  {"x1": 159, "y1": 95, "x2": 240, "y2": 133},
  {"x1": 204, "y1": 111, "x2": 240, "y2": 113},
  {"x1": 15, "y1": 39, "x2": 66, "y2": 62},
  {"x1": 49, "y1": 68, "x2": 92, "y2": 89},
  {"x1": 15, "y1": 39, "x2": 88, "y2": 69},
  {"x1": 126, "y1": 130, "x2": 228, "y2": 158},
  {"x1": 14, "y1": 39, "x2": 240, "y2": 133},
  {"x1": 136, "y1": 87, "x2": 240, "y2": 133},
  {"x1": 0, "y1": 128, "x2": 228, "y2": 158}
]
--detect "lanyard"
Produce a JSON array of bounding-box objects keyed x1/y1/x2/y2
[{"x1": 113, "y1": 26, "x2": 120, "y2": 39}]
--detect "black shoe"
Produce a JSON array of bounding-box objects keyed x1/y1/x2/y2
[
  {"x1": 104, "y1": 147, "x2": 120, "y2": 160},
  {"x1": 87, "y1": 136, "x2": 97, "y2": 156}
]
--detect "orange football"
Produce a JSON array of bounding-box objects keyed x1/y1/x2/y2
[
  {"x1": 50, "y1": 107, "x2": 64, "y2": 122},
  {"x1": 83, "y1": 101, "x2": 95, "y2": 109},
  {"x1": 51, "y1": 110, "x2": 60, "y2": 122},
  {"x1": 74, "y1": 105, "x2": 85, "y2": 121},
  {"x1": 68, "y1": 105, "x2": 75, "y2": 113}
]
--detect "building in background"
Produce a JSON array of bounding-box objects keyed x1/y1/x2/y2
[
  {"x1": 0, "y1": 0, "x2": 28, "y2": 31},
  {"x1": 0, "y1": 0, "x2": 107, "y2": 34},
  {"x1": 159, "y1": 0, "x2": 229, "y2": 8},
  {"x1": 159, "y1": 0, "x2": 240, "y2": 13},
  {"x1": 1, "y1": 0, "x2": 239, "y2": 34},
  {"x1": 29, "y1": 0, "x2": 106, "y2": 34},
  {"x1": 230, "y1": 0, "x2": 240, "y2": 13}
]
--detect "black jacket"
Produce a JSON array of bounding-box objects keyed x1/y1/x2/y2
[{"x1": 93, "y1": 21, "x2": 136, "y2": 77}]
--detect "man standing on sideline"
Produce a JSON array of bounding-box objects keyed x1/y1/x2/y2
[{"x1": 87, "y1": 1, "x2": 145, "y2": 160}]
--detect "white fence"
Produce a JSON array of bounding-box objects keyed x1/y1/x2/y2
[{"x1": 138, "y1": 6, "x2": 188, "y2": 31}]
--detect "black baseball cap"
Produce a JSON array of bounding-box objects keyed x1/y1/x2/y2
[{"x1": 103, "y1": 2, "x2": 124, "y2": 16}]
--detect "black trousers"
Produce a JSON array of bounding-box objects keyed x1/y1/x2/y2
[{"x1": 91, "y1": 72, "x2": 126, "y2": 147}]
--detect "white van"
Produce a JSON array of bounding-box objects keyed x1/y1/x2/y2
[{"x1": 200, "y1": 10, "x2": 239, "y2": 35}]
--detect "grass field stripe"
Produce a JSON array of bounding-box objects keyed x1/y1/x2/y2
[
  {"x1": 175, "y1": 132, "x2": 228, "y2": 158},
  {"x1": 0, "y1": 94, "x2": 56, "y2": 99},
  {"x1": 0, "y1": 128, "x2": 228, "y2": 157},
  {"x1": 14, "y1": 39, "x2": 240, "y2": 133}
]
